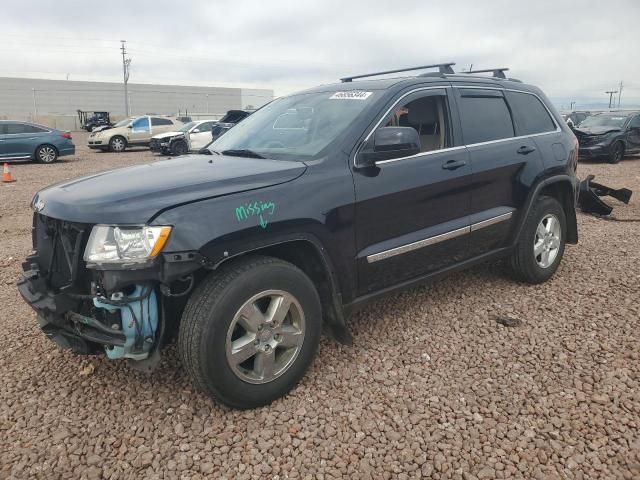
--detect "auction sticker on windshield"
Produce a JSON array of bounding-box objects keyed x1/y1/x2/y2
[{"x1": 330, "y1": 91, "x2": 373, "y2": 100}]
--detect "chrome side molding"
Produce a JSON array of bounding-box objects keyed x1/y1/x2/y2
[{"x1": 366, "y1": 211, "x2": 513, "y2": 263}]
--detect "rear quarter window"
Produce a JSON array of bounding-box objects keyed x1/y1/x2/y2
[
  {"x1": 506, "y1": 91, "x2": 556, "y2": 135},
  {"x1": 458, "y1": 93, "x2": 515, "y2": 144}
]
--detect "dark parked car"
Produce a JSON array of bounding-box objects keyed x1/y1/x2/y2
[
  {"x1": 574, "y1": 111, "x2": 640, "y2": 163},
  {"x1": 18, "y1": 63, "x2": 579, "y2": 409},
  {"x1": 77, "y1": 110, "x2": 112, "y2": 132},
  {"x1": 561, "y1": 110, "x2": 590, "y2": 128},
  {"x1": 0, "y1": 121, "x2": 75, "y2": 163},
  {"x1": 210, "y1": 109, "x2": 252, "y2": 142}
]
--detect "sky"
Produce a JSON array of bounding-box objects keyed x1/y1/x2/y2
[{"x1": 1, "y1": 0, "x2": 639, "y2": 109}]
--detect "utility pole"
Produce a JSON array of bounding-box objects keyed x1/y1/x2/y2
[
  {"x1": 570, "y1": 101, "x2": 576, "y2": 110},
  {"x1": 120, "y1": 40, "x2": 131, "y2": 116},
  {"x1": 617, "y1": 81, "x2": 623, "y2": 108},
  {"x1": 605, "y1": 90, "x2": 618, "y2": 109}
]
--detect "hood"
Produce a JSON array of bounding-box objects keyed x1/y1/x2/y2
[
  {"x1": 152, "y1": 131, "x2": 183, "y2": 140},
  {"x1": 574, "y1": 126, "x2": 621, "y2": 136},
  {"x1": 33, "y1": 155, "x2": 307, "y2": 224},
  {"x1": 91, "y1": 125, "x2": 113, "y2": 133}
]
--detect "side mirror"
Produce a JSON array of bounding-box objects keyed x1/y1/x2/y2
[
  {"x1": 127, "y1": 125, "x2": 133, "y2": 129},
  {"x1": 356, "y1": 127, "x2": 421, "y2": 166}
]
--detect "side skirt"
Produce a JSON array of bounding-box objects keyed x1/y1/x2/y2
[{"x1": 344, "y1": 246, "x2": 512, "y2": 315}]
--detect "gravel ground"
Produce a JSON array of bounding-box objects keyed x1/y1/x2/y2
[{"x1": 1, "y1": 133, "x2": 639, "y2": 479}]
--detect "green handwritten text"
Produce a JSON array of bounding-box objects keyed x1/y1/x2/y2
[{"x1": 235, "y1": 201, "x2": 277, "y2": 228}]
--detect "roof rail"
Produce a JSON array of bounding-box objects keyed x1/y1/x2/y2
[
  {"x1": 340, "y1": 62, "x2": 456, "y2": 83},
  {"x1": 465, "y1": 68, "x2": 509, "y2": 79}
]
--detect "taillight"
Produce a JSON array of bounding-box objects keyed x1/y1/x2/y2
[{"x1": 62, "y1": 133, "x2": 72, "y2": 140}]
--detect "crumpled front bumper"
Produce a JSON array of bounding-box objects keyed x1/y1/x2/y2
[{"x1": 17, "y1": 260, "x2": 120, "y2": 355}]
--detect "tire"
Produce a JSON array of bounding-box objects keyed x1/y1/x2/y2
[
  {"x1": 179, "y1": 256, "x2": 322, "y2": 409},
  {"x1": 509, "y1": 196, "x2": 566, "y2": 284},
  {"x1": 35, "y1": 144, "x2": 58, "y2": 163},
  {"x1": 608, "y1": 141, "x2": 624, "y2": 164},
  {"x1": 171, "y1": 140, "x2": 188, "y2": 156},
  {"x1": 109, "y1": 135, "x2": 127, "y2": 152}
]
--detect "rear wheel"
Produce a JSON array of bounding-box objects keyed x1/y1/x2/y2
[
  {"x1": 35, "y1": 144, "x2": 58, "y2": 163},
  {"x1": 509, "y1": 196, "x2": 566, "y2": 284},
  {"x1": 179, "y1": 256, "x2": 322, "y2": 409},
  {"x1": 608, "y1": 141, "x2": 624, "y2": 164},
  {"x1": 109, "y1": 136, "x2": 127, "y2": 152}
]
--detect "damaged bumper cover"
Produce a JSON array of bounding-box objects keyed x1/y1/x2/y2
[
  {"x1": 17, "y1": 250, "x2": 203, "y2": 358},
  {"x1": 578, "y1": 175, "x2": 633, "y2": 216}
]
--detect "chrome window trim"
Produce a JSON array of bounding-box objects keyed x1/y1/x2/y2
[
  {"x1": 366, "y1": 211, "x2": 513, "y2": 263},
  {"x1": 353, "y1": 86, "x2": 449, "y2": 167},
  {"x1": 354, "y1": 84, "x2": 561, "y2": 167}
]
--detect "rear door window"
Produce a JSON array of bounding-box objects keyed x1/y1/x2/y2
[
  {"x1": 457, "y1": 90, "x2": 515, "y2": 144},
  {"x1": 151, "y1": 117, "x2": 173, "y2": 126},
  {"x1": 505, "y1": 91, "x2": 556, "y2": 135},
  {"x1": 5, "y1": 123, "x2": 27, "y2": 134},
  {"x1": 23, "y1": 124, "x2": 48, "y2": 133}
]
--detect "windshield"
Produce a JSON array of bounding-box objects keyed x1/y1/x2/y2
[
  {"x1": 114, "y1": 118, "x2": 132, "y2": 128},
  {"x1": 579, "y1": 114, "x2": 628, "y2": 128},
  {"x1": 208, "y1": 90, "x2": 381, "y2": 160},
  {"x1": 178, "y1": 121, "x2": 197, "y2": 132}
]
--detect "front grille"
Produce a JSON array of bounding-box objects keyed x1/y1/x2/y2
[
  {"x1": 577, "y1": 135, "x2": 599, "y2": 146},
  {"x1": 33, "y1": 214, "x2": 91, "y2": 291}
]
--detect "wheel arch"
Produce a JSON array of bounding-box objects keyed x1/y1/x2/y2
[
  {"x1": 513, "y1": 175, "x2": 579, "y2": 245},
  {"x1": 209, "y1": 237, "x2": 352, "y2": 345}
]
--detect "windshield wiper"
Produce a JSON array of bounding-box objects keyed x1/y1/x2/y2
[{"x1": 221, "y1": 149, "x2": 266, "y2": 159}]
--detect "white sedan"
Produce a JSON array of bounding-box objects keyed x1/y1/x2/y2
[{"x1": 150, "y1": 120, "x2": 217, "y2": 155}]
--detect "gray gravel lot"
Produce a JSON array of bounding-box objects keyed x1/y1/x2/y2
[{"x1": 1, "y1": 132, "x2": 639, "y2": 479}]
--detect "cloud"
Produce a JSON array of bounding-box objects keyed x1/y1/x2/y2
[{"x1": 0, "y1": 0, "x2": 639, "y2": 107}]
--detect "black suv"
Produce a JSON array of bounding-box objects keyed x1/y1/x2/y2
[
  {"x1": 18, "y1": 63, "x2": 579, "y2": 409},
  {"x1": 574, "y1": 111, "x2": 640, "y2": 163}
]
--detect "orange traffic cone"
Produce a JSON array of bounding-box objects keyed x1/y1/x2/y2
[{"x1": 2, "y1": 163, "x2": 15, "y2": 183}]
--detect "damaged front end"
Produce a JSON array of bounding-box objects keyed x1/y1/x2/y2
[
  {"x1": 578, "y1": 175, "x2": 633, "y2": 216},
  {"x1": 17, "y1": 214, "x2": 201, "y2": 369}
]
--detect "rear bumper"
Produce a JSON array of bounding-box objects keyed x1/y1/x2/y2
[{"x1": 59, "y1": 145, "x2": 75, "y2": 157}]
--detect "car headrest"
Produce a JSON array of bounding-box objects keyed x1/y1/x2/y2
[{"x1": 408, "y1": 98, "x2": 438, "y2": 125}]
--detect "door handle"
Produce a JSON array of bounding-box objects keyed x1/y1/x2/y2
[
  {"x1": 442, "y1": 159, "x2": 467, "y2": 170},
  {"x1": 517, "y1": 146, "x2": 536, "y2": 155}
]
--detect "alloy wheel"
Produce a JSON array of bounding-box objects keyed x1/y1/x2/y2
[
  {"x1": 225, "y1": 290, "x2": 305, "y2": 384},
  {"x1": 39, "y1": 146, "x2": 56, "y2": 163},
  {"x1": 534, "y1": 214, "x2": 561, "y2": 268},
  {"x1": 111, "y1": 138, "x2": 125, "y2": 151}
]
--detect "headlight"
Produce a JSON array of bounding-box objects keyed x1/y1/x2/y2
[{"x1": 84, "y1": 225, "x2": 172, "y2": 264}]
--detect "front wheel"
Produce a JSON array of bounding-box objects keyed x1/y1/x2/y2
[
  {"x1": 179, "y1": 256, "x2": 322, "y2": 409},
  {"x1": 35, "y1": 144, "x2": 58, "y2": 163},
  {"x1": 171, "y1": 140, "x2": 188, "y2": 156},
  {"x1": 509, "y1": 196, "x2": 566, "y2": 284},
  {"x1": 608, "y1": 141, "x2": 624, "y2": 164},
  {"x1": 109, "y1": 136, "x2": 127, "y2": 152}
]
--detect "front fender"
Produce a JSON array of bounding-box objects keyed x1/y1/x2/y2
[{"x1": 152, "y1": 166, "x2": 357, "y2": 303}]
